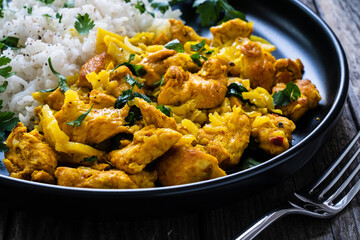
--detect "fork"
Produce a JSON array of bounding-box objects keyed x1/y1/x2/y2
[{"x1": 235, "y1": 130, "x2": 360, "y2": 240}]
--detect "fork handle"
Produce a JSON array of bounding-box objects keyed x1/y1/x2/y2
[{"x1": 234, "y1": 205, "x2": 303, "y2": 240}]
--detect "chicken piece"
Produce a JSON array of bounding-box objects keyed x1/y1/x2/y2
[
  {"x1": 3, "y1": 123, "x2": 58, "y2": 184},
  {"x1": 136, "y1": 98, "x2": 178, "y2": 130},
  {"x1": 140, "y1": 49, "x2": 177, "y2": 86},
  {"x1": 156, "y1": 145, "x2": 226, "y2": 186},
  {"x1": 55, "y1": 90, "x2": 130, "y2": 145},
  {"x1": 274, "y1": 58, "x2": 304, "y2": 85},
  {"x1": 169, "y1": 19, "x2": 210, "y2": 44},
  {"x1": 210, "y1": 18, "x2": 254, "y2": 46},
  {"x1": 39, "y1": 104, "x2": 104, "y2": 164},
  {"x1": 251, "y1": 114, "x2": 296, "y2": 155},
  {"x1": 44, "y1": 88, "x2": 65, "y2": 111},
  {"x1": 128, "y1": 170, "x2": 158, "y2": 188},
  {"x1": 140, "y1": 50, "x2": 200, "y2": 86},
  {"x1": 55, "y1": 167, "x2": 138, "y2": 189},
  {"x1": 77, "y1": 52, "x2": 112, "y2": 88},
  {"x1": 108, "y1": 126, "x2": 182, "y2": 174},
  {"x1": 89, "y1": 89, "x2": 117, "y2": 108},
  {"x1": 198, "y1": 107, "x2": 251, "y2": 169},
  {"x1": 158, "y1": 58, "x2": 228, "y2": 109},
  {"x1": 272, "y1": 79, "x2": 321, "y2": 122},
  {"x1": 238, "y1": 40, "x2": 276, "y2": 92}
]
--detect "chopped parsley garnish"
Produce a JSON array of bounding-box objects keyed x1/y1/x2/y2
[
  {"x1": 152, "y1": 75, "x2": 164, "y2": 87},
  {"x1": 190, "y1": 40, "x2": 211, "y2": 67},
  {"x1": 125, "y1": 74, "x2": 143, "y2": 89},
  {"x1": 133, "y1": 92, "x2": 152, "y2": 103},
  {"x1": 67, "y1": 105, "x2": 93, "y2": 127},
  {"x1": 43, "y1": 13, "x2": 63, "y2": 23},
  {"x1": 135, "y1": 1, "x2": 146, "y2": 14},
  {"x1": 0, "y1": 36, "x2": 21, "y2": 52},
  {"x1": 241, "y1": 157, "x2": 261, "y2": 170},
  {"x1": 125, "y1": 105, "x2": 143, "y2": 126},
  {"x1": 74, "y1": 13, "x2": 95, "y2": 35},
  {"x1": 83, "y1": 155, "x2": 97, "y2": 163},
  {"x1": 63, "y1": 0, "x2": 75, "y2": 8},
  {"x1": 45, "y1": 57, "x2": 69, "y2": 93},
  {"x1": 0, "y1": 56, "x2": 18, "y2": 152},
  {"x1": 190, "y1": 52, "x2": 207, "y2": 67},
  {"x1": 193, "y1": 0, "x2": 247, "y2": 26},
  {"x1": 150, "y1": 0, "x2": 170, "y2": 14},
  {"x1": 114, "y1": 72, "x2": 152, "y2": 125},
  {"x1": 0, "y1": 111, "x2": 19, "y2": 152},
  {"x1": 114, "y1": 89, "x2": 132, "y2": 109},
  {"x1": 56, "y1": 13, "x2": 63, "y2": 23},
  {"x1": 38, "y1": 0, "x2": 55, "y2": 4},
  {"x1": 226, "y1": 82, "x2": 249, "y2": 102},
  {"x1": 190, "y1": 40, "x2": 206, "y2": 52},
  {"x1": 164, "y1": 39, "x2": 184, "y2": 53},
  {"x1": 273, "y1": 82, "x2": 301, "y2": 107},
  {"x1": 156, "y1": 105, "x2": 172, "y2": 117},
  {"x1": 113, "y1": 54, "x2": 146, "y2": 77},
  {"x1": 0, "y1": 56, "x2": 16, "y2": 79}
]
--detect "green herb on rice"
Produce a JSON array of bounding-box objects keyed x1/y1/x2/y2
[
  {"x1": 41, "y1": 57, "x2": 70, "y2": 93},
  {"x1": 74, "y1": 13, "x2": 95, "y2": 35},
  {"x1": 0, "y1": 56, "x2": 19, "y2": 152}
]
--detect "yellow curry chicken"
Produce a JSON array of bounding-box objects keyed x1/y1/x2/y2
[{"x1": 3, "y1": 18, "x2": 321, "y2": 188}]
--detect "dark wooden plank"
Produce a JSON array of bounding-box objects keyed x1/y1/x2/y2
[
  {"x1": 3, "y1": 212, "x2": 200, "y2": 240},
  {"x1": 0, "y1": 208, "x2": 8, "y2": 240},
  {"x1": 315, "y1": 0, "x2": 360, "y2": 125}
]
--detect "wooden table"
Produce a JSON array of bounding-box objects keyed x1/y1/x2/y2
[{"x1": 1, "y1": 0, "x2": 359, "y2": 239}]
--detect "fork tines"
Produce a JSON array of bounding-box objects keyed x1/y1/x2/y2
[{"x1": 309, "y1": 131, "x2": 360, "y2": 204}]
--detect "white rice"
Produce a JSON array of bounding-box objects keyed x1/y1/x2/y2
[{"x1": 0, "y1": 0, "x2": 181, "y2": 126}]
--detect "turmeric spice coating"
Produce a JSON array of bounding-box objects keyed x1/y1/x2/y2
[{"x1": 4, "y1": 18, "x2": 321, "y2": 188}]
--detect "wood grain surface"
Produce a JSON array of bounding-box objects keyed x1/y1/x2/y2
[{"x1": 1, "y1": 0, "x2": 359, "y2": 239}]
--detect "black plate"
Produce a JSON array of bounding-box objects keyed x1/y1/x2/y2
[{"x1": 0, "y1": 0, "x2": 348, "y2": 216}]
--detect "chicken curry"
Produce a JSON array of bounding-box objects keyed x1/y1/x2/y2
[{"x1": 3, "y1": 18, "x2": 321, "y2": 188}]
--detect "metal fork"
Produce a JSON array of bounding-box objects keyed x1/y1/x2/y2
[{"x1": 235, "y1": 131, "x2": 360, "y2": 240}]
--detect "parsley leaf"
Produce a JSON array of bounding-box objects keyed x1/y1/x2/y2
[
  {"x1": 164, "y1": 39, "x2": 184, "y2": 53},
  {"x1": 241, "y1": 157, "x2": 261, "y2": 170},
  {"x1": 152, "y1": 75, "x2": 164, "y2": 87},
  {"x1": 226, "y1": 82, "x2": 249, "y2": 102},
  {"x1": 0, "y1": 36, "x2": 21, "y2": 52},
  {"x1": 0, "y1": 56, "x2": 16, "y2": 79},
  {"x1": 114, "y1": 89, "x2": 132, "y2": 109},
  {"x1": 156, "y1": 105, "x2": 172, "y2": 117},
  {"x1": 0, "y1": 81, "x2": 8, "y2": 93},
  {"x1": 38, "y1": 0, "x2": 55, "y2": 4},
  {"x1": 83, "y1": 155, "x2": 97, "y2": 163},
  {"x1": 133, "y1": 92, "x2": 152, "y2": 103},
  {"x1": 135, "y1": 1, "x2": 146, "y2": 14},
  {"x1": 0, "y1": 111, "x2": 19, "y2": 152},
  {"x1": 67, "y1": 105, "x2": 93, "y2": 127},
  {"x1": 150, "y1": 0, "x2": 170, "y2": 13},
  {"x1": 63, "y1": 0, "x2": 75, "y2": 8},
  {"x1": 125, "y1": 74, "x2": 143, "y2": 89},
  {"x1": 125, "y1": 105, "x2": 142, "y2": 126},
  {"x1": 74, "y1": 13, "x2": 95, "y2": 35},
  {"x1": 113, "y1": 54, "x2": 146, "y2": 77},
  {"x1": 0, "y1": 56, "x2": 18, "y2": 152},
  {"x1": 190, "y1": 52, "x2": 207, "y2": 67},
  {"x1": 47, "y1": 57, "x2": 69, "y2": 93},
  {"x1": 56, "y1": 13, "x2": 63, "y2": 23},
  {"x1": 191, "y1": 39, "x2": 206, "y2": 52},
  {"x1": 193, "y1": 0, "x2": 247, "y2": 26},
  {"x1": 0, "y1": 112, "x2": 19, "y2": 131},
  {"x1": 273, "y1": 82, "x2": 301, "y2": 107}
]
